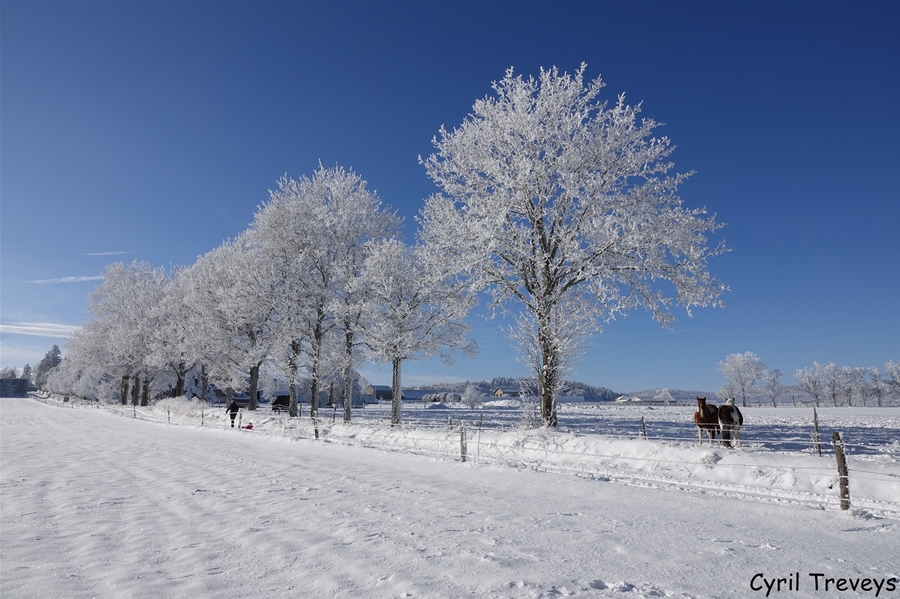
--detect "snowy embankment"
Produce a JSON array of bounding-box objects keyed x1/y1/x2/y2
[{"x1": 2, "y1": 397, "x2": 898, "y2": 599}]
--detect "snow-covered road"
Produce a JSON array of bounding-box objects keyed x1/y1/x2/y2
[{"x1": 2, "y1": 398, "x2": 897, "y2": 598}]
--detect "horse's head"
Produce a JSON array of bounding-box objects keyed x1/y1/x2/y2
[
  {"x1": 725, "y1": 398, "x2": 735, "y2": 406},
  {"x1": 696, "y1": 397, "x2": 707, "y2": 406}
]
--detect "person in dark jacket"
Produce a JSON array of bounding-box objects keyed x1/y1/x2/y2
[{"x1": 226, "y1": 398, "x2": 240, "y2": 427}]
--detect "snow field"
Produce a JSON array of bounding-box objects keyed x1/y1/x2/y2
[
  {"x1": 2, "y1": 397, "x2": 898, "y2": 598},
  {"x1": 39, "y1": 395, "x2": 900, "y2": 517}
]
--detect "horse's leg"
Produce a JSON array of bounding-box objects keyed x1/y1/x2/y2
[{"x1": 733, "y1": 429, "x2": 741, "y2": 447}]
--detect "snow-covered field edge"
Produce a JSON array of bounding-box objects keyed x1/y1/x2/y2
[{"x1": 29, "y1": 394, "x2": 900, "y2": 520}]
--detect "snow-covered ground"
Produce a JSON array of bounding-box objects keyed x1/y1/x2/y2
[{"x1": 2, "y1": 396, "x2": 898, "y2": 598}]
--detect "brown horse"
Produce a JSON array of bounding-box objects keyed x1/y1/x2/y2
[
  {"x1": 694, "y1": 397, "x2": 719, "y2": 445},
  {"x1": 718, "y1": 398, "x2": 743, "y2": 448}
]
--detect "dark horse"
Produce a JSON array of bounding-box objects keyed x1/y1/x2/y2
[
  {"x1": 694, "y1": 397, "x2": 719, "y2": 445},
  {"x1": 718, "y1": 398, "x2": 743, "y2": 448}
]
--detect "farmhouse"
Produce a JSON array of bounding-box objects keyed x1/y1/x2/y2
[{"x1": 365, "y1": 385, "x2": 393, "y2": 401}]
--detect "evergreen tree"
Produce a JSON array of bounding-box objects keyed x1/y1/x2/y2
[{"x1": 34, "y1": 345, "x2": 63, "y2": 388}]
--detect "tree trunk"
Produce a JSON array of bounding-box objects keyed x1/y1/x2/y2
[
  {"x1": 309, "y1": 364, "x2": 319, "y2": 421},
  {"x1": 342, "y1": 327, "x2": 354, "y2": 423},
  {"x1": 131, "y1": 374, "x2": 141, "y2": 406},
  {"x1": 120, "y1": 375, "x2": 130, "y2": 405},
  {"x1": 537, "y1": 309, "x2": 558, "y2": 428},
  {"x1": 342, "y1": 375, "x2": 353, "y2": 423},
  {"x1": 140, "y1": 377, "x2": 150, "y2": 406},
  {"x1": 248, "y1": 363, "x2": 260, "y2": 411},
  {"x1": 174, "y1": 362, "x2": 186, "y2": 398},
  {"x1": 391, "y1": 358, "x2": 402, "y2": 426},
  {"x1": 309, "y1": 311, "x2": 325, "y2": 421},
  {"x1": 200, "y1": 364, "x2": 209, "y2": 405},
  {"x1": 341, "y1": 368, "x2": 353, "y2": 422},
  {"x1": 288, "y1": 340, "x2": 301, "y2": 418}
]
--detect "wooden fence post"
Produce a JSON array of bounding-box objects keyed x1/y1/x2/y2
[
  {"x1": 832, "y1": 432, "x2": 850, "y2": 510},
  {"x1": 460, "y1": 424, "x2": 467, "y2": 463},
  {"x1": 813, "y1": 407, "x2": 823, "y2": 457},
  {"x1": 641, "y1": 416, "x2": 647, "y2": 439}
]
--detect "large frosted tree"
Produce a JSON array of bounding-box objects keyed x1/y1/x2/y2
[{"x1": 419, "y1": 65, "x2": 727, "y2": 426}]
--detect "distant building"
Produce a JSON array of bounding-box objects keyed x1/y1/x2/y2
[
  {"x1": 493, "y1": 387, "x2": 521, "y2": 397},
  {"x1": 365, "y1": 385, "x2": 392, "y2": 401},
  {"x1": 616, "y1": 395, "x2": 644, "y2": 403}
]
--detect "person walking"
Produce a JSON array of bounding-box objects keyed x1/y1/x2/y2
[{"x1": 226, "y1": 397, "x2": 240, "y2": 428}]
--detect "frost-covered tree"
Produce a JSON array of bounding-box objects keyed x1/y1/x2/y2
[
  {"x1": 763, "y1": 368, "x2": 782, "y2": 407},
  {"x1": 795, "y1": 362, "x2": 825, "y2": 407},
  {"x1": 0, "y1": 367, "x2": 17, "y2": 379},
  {"x1": 821, "y1": 362, "x2": 842, "y2": 407},
  {"x1": 86, "y1": 261, "x2": 169, "y2": 405},
  {"x1": 21, "y1": 364, "x2": 32, "y2": 383},
  {"x1": 361, "y1": 238, "x2": 475, "y2": 426},
  {"x1": 654, "y1": 388, "x2": 674, "y2": 405},
  {"x1": 885, "y1": 360, "x2": 900, "y2": 402},
  {"x1": 462, "y1": 383, "x2": 483, "y2": 409},
  {"x1": 146, "y1": 267, "x2": 197, "y2": 399},
  {"x1": 419, "y1": 64, "x2": 727, "y2": 427},
  {"x1": 863, "y1": 367, "x2": 886, "y2": 407},
  {"x1": 34, "y1": 345, "x2": 63, "y2": 388},
  {"x1": 182, "y1": 234, "x2": 275, "y2": 410},
  {"x1": 717, "y1": 380, "x2": 737, "y2": 402},
  {"x1": 60, "y1": 318, "x2": 122, "y2": 401},
  {"x1": 838, "y1": 366, "x2": 866, "y2": 407},
  {"x1": 251, "y1": 165, "x2": 400, "y2": 419},
  {"x1": 717, "y1": 352, "x2": 766, "y2": 407}
]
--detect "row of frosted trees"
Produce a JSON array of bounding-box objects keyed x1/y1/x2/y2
[
  {"x1": 795, "y1": 361, "x2": 899, "y2": 407},
  {"x1": 50, "y1": 166, "x2": 474, "y2": 425},
  {"x1": 49, "y1": 65, "x2": 730, "y2": 426},
  {"x1": 717, "y1": 351, "x2": 899, "y2": 407}
]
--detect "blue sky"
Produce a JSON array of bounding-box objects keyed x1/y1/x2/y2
[{"x1": 2, "y1": 1, "x2": 898, "y2": 393}]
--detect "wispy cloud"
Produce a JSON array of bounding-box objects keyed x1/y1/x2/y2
[
  {"x1": 26, "y1": 276, "x2": 104, "y2": 284},
  {"x1": 83, "y1": 251, "x2": 132, "y2": 256},
  {"x1": 0, "y1": 322, "x2": 81, "y2": 338}
]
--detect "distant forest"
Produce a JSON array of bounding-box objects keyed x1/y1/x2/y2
[{"x1": 411, "y1": 377, "x2": 619, "y2": 402}]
